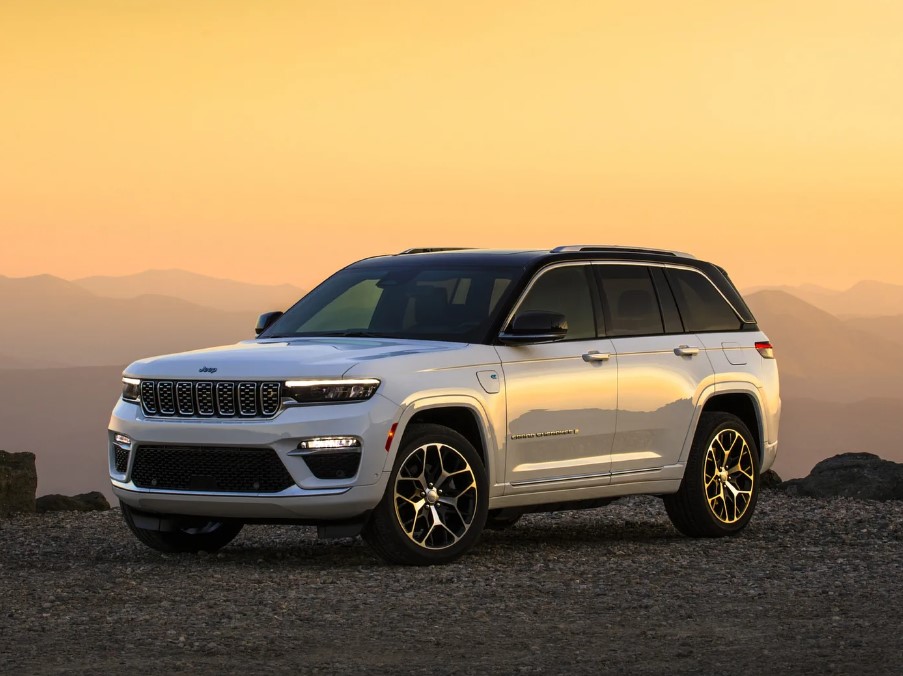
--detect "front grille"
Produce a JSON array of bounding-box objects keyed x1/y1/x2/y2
[
  {"x1": 114, "y1": 445, "x2": 130, "y2": 473},
  {"x1": 302, "y1": 452, "x2": 362, "y2": 480},
  {"x1": 139, "y1": 381, "x2": 282, "y2": 419},
  {"x1": 131, "y1": 445, "x2": 295, "y2": 493}
]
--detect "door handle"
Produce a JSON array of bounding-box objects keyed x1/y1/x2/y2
[
  {"x1": 582, "y1": 351, "x2": 611, "y2": 362},
  {"x1": 674, "y1": 345, "x2": 700, "y2": 357}
]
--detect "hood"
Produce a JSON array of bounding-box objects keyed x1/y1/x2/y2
[{"x1": 123, "y1": 337, "x2": 471, "y2": 380}]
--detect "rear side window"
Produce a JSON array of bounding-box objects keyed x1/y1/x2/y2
[
  {"x1": 666, "y1": 268, "x2": 742, "y2": 332},
  {"x1": 596, "y1": 266, "x2": 664, "y2": 337}
]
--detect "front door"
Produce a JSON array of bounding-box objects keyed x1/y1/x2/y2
[{"x1": 497, "y1": 264, "x2": 618, "y2": 490}]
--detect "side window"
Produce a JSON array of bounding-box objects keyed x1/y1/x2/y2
[
  {"x1": 650, "y1": 267, "x2": 684, "y2": 334},
  {"x1": 597, "y1": 265, "x2": 665, "y2": 337},
  {"x1": 514, "y1": 266, "x2": 596, "y2": 341},
  {"x1": 666, "y1": 268, "x2": 742, "y2": 332}
]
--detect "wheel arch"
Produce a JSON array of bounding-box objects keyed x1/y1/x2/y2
[
  {"x1": 385, "y1": 395, "x2": 502, "y2": 491},
  {"x1": 689, "y1": 385, "x2": 765, "y2": 466}
]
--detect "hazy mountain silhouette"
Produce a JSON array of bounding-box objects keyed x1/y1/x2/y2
[
  {"x1": 0, "y1": 274, "x2": 258, "y2": 367},
  {"x1": 845, "y1": 314, "x2": 903, "y2": 347},
  {"x1": 0, "y1": 365, "x2": 124, "y2": 499},
  {"x1": 745, "y1": 280, "x2": 903, "y2": 317},
  {"x1": 74, "y1": 269, "x2": 305, "y2": 313},
  {"x1": 775, "y1": 397, "x2": 903, "y2": 480},
  {"x1": 746, "y1": 290, "x2": 903, "y2": 401}
]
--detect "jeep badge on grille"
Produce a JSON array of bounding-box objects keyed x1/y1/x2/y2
[{"x1": 198, "y1": 366, "x2": 218, "y2": 373}]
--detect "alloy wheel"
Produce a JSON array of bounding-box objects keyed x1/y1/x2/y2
[
  {"x1": 393, "y1": 442, "x2": 479, "y2": 550},
  {"x1": 703, "y1": 428, "x2": 756, "y2": 524}
]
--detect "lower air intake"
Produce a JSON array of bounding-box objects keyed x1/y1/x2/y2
[{"x1": 131, "y1": 446, "x2": 295, "y2": 493}]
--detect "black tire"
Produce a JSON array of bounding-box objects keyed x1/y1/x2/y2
[
  {"x1": 120, "y1": 502, "x2": 243, "y2": 553},
  {"x1": 484, "y1": 509, "x2": 523, "y2": 531},
  {"x1": 664, "y1": 412, "x2": 760, "y2": 538},
  {"x1": 363, "y1": 423, "x2": 489, "y2": 565}
]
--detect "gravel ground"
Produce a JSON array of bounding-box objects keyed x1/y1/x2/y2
[{"x1": 1, "y1": 492, "x2": 902, "y2": 675}]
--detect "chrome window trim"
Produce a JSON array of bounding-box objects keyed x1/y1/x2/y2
[{"x1": 500, "y1": 260, "x2": 749, "y2": 340}]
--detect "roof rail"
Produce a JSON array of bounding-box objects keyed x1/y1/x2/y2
[
  {"x1": 550, "y1": 245, "x2": 696, "y2": 259},
  {"x1": 396, "y1": 247, "x2": 474, "y2": 255}
]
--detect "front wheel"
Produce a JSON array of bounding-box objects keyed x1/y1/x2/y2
[
  {"x1": 120, "y1": 503, "x2": 243, "y2": 553},
  {"x1": 664, "y1": 412, "x2": 760, "y2": 537},
  {"x1": 363, "y1": 423, "x2": 489, "y2": 565}
]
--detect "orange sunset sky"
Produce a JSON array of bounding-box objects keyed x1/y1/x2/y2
[{"x1": 1, "y1": 0, "x2": 901, "y2": 291}]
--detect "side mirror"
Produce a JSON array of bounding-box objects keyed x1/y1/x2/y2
[
  {"x1": 499, "y1": 311, "x2": 568, "y2": 345},
  {"x1": 255, "y1": 311, "x2": 283, "y2": 336}
]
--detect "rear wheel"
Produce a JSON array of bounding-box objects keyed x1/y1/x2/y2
[
  {"x1": 120, "y1": 502, "x2": 243, "y2": 553},
  {"x1": 363, "y1": 423, "x2": 488, "y2": 565},
  {"x1": 664, "y1": 412, "x2": 760, "y2": 537}
]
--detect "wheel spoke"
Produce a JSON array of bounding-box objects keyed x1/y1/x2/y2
[
  {"x1": 704, "y1": 428, "x2": 756, "y2": 525},
  {"x1": 393, "y1": 441, "x2": 478, "y2": 551}
]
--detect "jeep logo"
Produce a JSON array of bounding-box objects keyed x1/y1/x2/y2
[{"x1": 198, "y1": 366, "x2": 218, "y2": 373}]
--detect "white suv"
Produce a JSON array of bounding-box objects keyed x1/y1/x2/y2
[{"x1": 110, "y1": 246, "x2": 780, "y2": 565}]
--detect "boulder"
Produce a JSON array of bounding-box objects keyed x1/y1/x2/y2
[
  {"x1": 35, "y1": 491, "x2": 111, "y2": 513},
  {"x1": 760, "y1": 469, "x2": 783, "y2": 490},
  {"x1": 0, "y1": 450, "x2": 37, "y2": 516},
  {"x1": 779, "y1": 453, "x2": 903, "y2": 501}
]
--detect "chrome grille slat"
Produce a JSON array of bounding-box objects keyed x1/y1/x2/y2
[
  {"x1": 157, "y1": 382, "x2": 175, "y2": 415},
  {"x1": 217, "y1": 382, "x2": 236, "y2": 416},
  {"x1": 176, "y1": 382, "x2": 194, "y2": 415},
  {"x1": 140, "y1": 381, "x2": 157, "y2": 414},
  {"x1": 139, "y1": 380, "x2": 281, "y2": 419},
  {"x1": 260, "y1": 382, "x2": 281, "y2": 416},
  {"x1": 238, "y1": 382, "x2": 257, "y2": 416},
  {"x1": 196, "y1": 382, "x2": 215, "y2": 416}
]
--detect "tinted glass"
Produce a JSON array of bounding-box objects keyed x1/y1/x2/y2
[
  {"x1": 514, "y1": 266, "x2": 596, "y2": 341},
  {"x1": 667, "y1": 268, "x2": 742, "y2": 332},
  {"x1": 262, "y1": 265, "x2": 519, "y2": 343},
  {"x1": 650, "y1": 267, "x2": 684, "y2": 333},
  {"x1": 597, "y1": 265, "x2": 664, "y2": 337}
]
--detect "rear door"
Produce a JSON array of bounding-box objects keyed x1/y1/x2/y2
[
  {"x1": 496, "y1": 264, "x2": 617, "y2": 490},
  {"x1": 597, "y1": 264, "x2": 715, "y2": 476}
]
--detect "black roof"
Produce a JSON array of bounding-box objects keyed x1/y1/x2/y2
[
  {"x1": 352, "y1": 246, "x2": 701, "y2": 271},
  {"x1": 347, "y1": 246, "x2": 755, "y2": 324}
]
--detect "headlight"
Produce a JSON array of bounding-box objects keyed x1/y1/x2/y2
[
  {"x1": 284, "y1": 378, "x2": 380, "y2": 403},
  {"x1": 122, "y1": 377, "x2": 141, "y2": 402}
]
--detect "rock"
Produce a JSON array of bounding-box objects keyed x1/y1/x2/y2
[
  {"x1": 779, "y1": 453, "x2": 903, "y2": 501},
  {"x1": 35, "y1": 491, "x2": 111, "y2": 513},
  {"x1": 760, "y1": 469, "x2": 783, "y2": 490},
  {"x1": 0, "y1": 450, "x2": 37, "y2": 516}
]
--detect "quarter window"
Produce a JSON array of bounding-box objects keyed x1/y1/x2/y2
[
  {"x1": 666, "y1": 268, "x2": 742, "y2": 332},
  {"x1": 597, "y1": 266, "x2": 665, "y2": 337},
  {"x1": 514, "y1": 266, "x2": 596, "y2": 341}
]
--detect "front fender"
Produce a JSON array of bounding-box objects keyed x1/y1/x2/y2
[{"x1": 384, "y1": 393, "x2": 505, "y2": 497}]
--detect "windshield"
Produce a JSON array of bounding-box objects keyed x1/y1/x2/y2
[{"x1": 261, "y1": 264, "x2": 521, "y2": 343}]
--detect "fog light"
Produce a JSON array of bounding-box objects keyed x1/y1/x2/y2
[
  {"x1": 297, "y1": 437, "x2": 361, "y2": 452},
  {"x1": 114, "y1": 433, "x2": 132, "y2": 447}
]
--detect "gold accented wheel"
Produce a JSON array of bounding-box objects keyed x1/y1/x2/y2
[
  {"x1": 703, "y1": 428, "x2": 756, "y2": 524},
  {"x1": 663, "y1": 412, "x2": 761, "y2": 538}
]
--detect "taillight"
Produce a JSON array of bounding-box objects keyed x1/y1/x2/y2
[{"x1": 755, "y1": 341, "x2": 775, "y2": 359}]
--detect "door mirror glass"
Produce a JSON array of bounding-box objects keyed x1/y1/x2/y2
[
  {"x1": 499, "y1": 311, "x2": 568, "y2": 344},
  {"x1": 255, "y1": 311, "x2": 283, "y2": 336}
]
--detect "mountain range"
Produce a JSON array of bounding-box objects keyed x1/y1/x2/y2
[
  {"x1": 0, "y1": 270, "x2": 901, "y2": 497},
  {"x1": 745, "y1": 280, "x2": 903, "y2": 318},
  {"x1": 0, "y1": 272, "x2": 304, "y2": 367},
  {"x1": 74, "y1": 269, "x2": 305, "y2": 313}
]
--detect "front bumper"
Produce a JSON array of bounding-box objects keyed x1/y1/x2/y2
[{"x1": 108, "y1": 393, "x2": 399, "y2": 521}]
